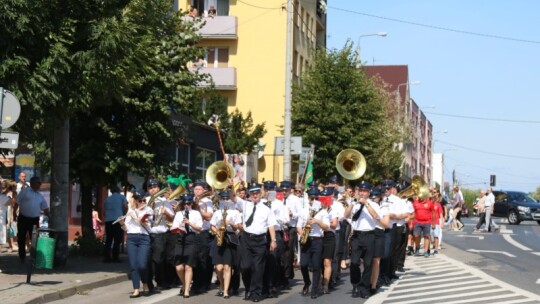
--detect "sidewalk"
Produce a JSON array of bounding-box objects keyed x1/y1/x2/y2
[{"x1": 0, "y1": 251, "x2": 129, "y2": 304}]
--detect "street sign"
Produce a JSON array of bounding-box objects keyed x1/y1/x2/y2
[
  {"x1": 274, "y1": 136, "x2": 302, "y2": 155},
  {"x1": 1, "y1": 89, "x2": 21, "y2": 129},
  {"x1": 0, "y1": 131, "x2": 19, "y2": 149}
]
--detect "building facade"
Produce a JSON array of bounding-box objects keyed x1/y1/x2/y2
[{"x1": 177, "y1": 0, "x2": 327, "y2": 183}]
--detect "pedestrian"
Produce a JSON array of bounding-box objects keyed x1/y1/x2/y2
[
  {"x1": 92, "y1": 205, "x2": 103, "y2": 236},
  {"x1": 16, "y1": 172, "x2": 30, "y2": 194},
  {"x1": 474, "y1": 190, "x2": 487, "y2": 231},
  {"x1": 0, "y1": 180, "x2": 17, "y2": 253},
  {"x1": 484, "y1": 187, "x2": 499, "y2": 232},
  {"x1": 451, "y1": 186, "x2": 464, "y2": 230},
  {"x1": 16, "y1": 176, "x2": 49, "y2": 262},
  {"x1": 412, "y1": 195, "x2": 436, "y2": 257},
  {"x1": 103, "y1": 185, "x2": 128, "y2": 263}
]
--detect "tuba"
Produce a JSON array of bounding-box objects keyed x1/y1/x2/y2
[
  {"x1": 149, "y1": 187, "x2": 170, "y2": 227},
  {"x1": 398, "y1": 175, "x2": 430, "y2": 199},
  {"x1": 300, "y1": 209, "x2": 318, "y2": 246},
  {"x1": 206, "y1": 161, "x2": 235, "y2": 190},
  {"x1": 336, "y1": 149, "x2": 367, "y2": 180}
]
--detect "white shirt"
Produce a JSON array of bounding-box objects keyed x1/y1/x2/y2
[
  {"x1": 297, "y1": 206, "x2": 329, "y2": 237},
  {"x1": 376, "y1": 202, "x2": 390, "y2": 230},
  {"x1": 349, "y1": 200, "x2": 381, "y2": 231},
  {"x1": 198, "y1": 197, "x2": 214, "y2": 231},
  {"x1": 171, "y1": 209, "x2": 203, "y2": 234},
  {"x1": 236, "y1": 198, "x2": 277, "y2": 235},
  {"x1": 285, "y1": 194, "x2": 302, "y2": 227},
  {"x1": 270, "y1": 199, "x2": 289, "y2": 231},
  {"x1": 387, "y1": 194, "x2": 406, "y2": 226},
  {"x1": 329, "y1": 200, "x2": 345, "y2": 231},
  {"x1": 125, "y1": 206, "x2": 154, "y2": 235},
  {"x1": 148, "y1": 197, "x2": 174, "y2": 234},
  {"x1": 210, "y1": 207, "x2": 242, "y2": 233},
  {"x1": 485, "y1": 192, "x2": 495, "y2": 208}
]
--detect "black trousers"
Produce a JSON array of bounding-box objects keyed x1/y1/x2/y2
[
  {"x1": 331, "y1": 230, "x2": 341, "y2": 285},
  {"x1": 396, "y1": 225, "x2": 409, "y2": 269},
  {"x1": 349, "y1": 231, "x2": 375, "y2": 294},
  {"x1": 240, "y1": 232, "x2": 268, "y2": 298},
  {"x1": 103, "y1": 221, "x2": 124, "y2": 260},
  {"x1": 283, "y1": 227, "x2": 297, "y2": 281},
  {"x1": 389, "y1": 225, "x2": 405, "y2": 276},
  {"x1": 17, "y1": 215, "x2": 39, "y2": 260},
  {"x1": 193, "y1": 230, "x2": 213, "y2": 292},
  {"x1": 263, "y1": 232, "x2": 285, "y2": 294},
  {"x1": 476, "y1": 212, "x2": 487, "y2": 229},
  {"x1": 300, "y1": 237, "x2": 323, "y2": 294},
  {"x1": 149, "y1": 233, "x2": 171, "y2": 288}
]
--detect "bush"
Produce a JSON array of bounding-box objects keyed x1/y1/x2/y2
[{"x1": 69, "y1": 232, "x2": 104, "y2": 257}]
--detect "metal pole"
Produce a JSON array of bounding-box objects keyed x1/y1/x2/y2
[{"x1": 283, "y1": 0, "x2": 293, "y2": 181}]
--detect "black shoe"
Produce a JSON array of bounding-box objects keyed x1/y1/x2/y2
[
  {"x1": 302, "y1": 284, "x2": 311, "y2": 295},
  {"x1": 217, "y1": 290, "x2": 224, "y2": 296},
  {"x1": 352, "y1": 285, "x2": 359, "y2": 297},
  {"x1": 397, "y1": 267, "x2": 405, "y2": 272},
  {"x1": 178, "y1": 288, "x2": 184, "y2": 296},
  {"x1": 244, "y1": 291, "x2": 251, "y2": 300},
  {"x1": 323, "y1": 287, "x2": 330, "y2": 294},
  {"x1": 224, "y1": 295, "x2": 230, "y2": 299},
  {"x1": 360, "y1": 292, "x2": 370, "y2": 299},
  {"x1": 311, "y1": 292, "x2": 318, "y2": 299},
  {"x1": 370, "y1": 288, "x2": 377, "y2": 296},
  {"x1": 129, "y1": 293, "x2": 140, "y2": 298}
]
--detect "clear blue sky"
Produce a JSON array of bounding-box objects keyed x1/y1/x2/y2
[{"x1": 326, "y1": 0, "x2": 540, "y2": 193}]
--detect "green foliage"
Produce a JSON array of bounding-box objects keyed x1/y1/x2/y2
[
  {"x1": 531, "y1": 186, "x2": 540, "y2": 201},
  {"x1": 191, "y1": 91, "x2": 267, "y2": 154},
  {"x1": 69, "y1": 231, "x2": 104, "y2": 257},
  {"x1": 292, "y1": 43, "x2": 404, "y2": 183}
]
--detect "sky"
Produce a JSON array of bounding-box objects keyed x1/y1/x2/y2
[{"x1": 326, "y1": 0, "x2": 540, "y2": 193}]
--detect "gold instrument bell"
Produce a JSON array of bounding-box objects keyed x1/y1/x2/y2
[
  {"x1": 206, "y1": 160, "x2": 235, "y2": 190},
  {"x1": 336, "y1": 149, "x2": 367, "y2": 180},
  {"x1": 398, "y1": 175, "x2": 430, "y2": 199}
]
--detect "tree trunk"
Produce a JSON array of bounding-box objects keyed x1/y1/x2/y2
[
  {"x1": 50, "y1": 118, "x2": 70, "y2": 268},
  {"x1": 80, "y1": 182, "x2": 95, "y2": 239}
]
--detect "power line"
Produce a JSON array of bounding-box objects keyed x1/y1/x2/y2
[
  {"x1": 327, "y1": 5, "x2": 540, "y2": 44},
  {"x1": 237, "y1": 0, "x2": 283, "y2": 10},
  {"x1": 424, "y1": 111, "x2": 540, "y2": 124},
  {"x1": 436, "y1": 139, "x2": 540, "y2": 160},
  {"x1": 444, "y1": 155, "x2": 540, "y2": 180}
]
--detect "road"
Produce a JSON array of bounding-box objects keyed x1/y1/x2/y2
[{"x1": 50, "y1": 216, "x2": 540, "y2": 303}]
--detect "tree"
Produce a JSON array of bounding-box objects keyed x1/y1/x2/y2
[
  {"x1": 191, "y1": 91, "x2": 266, "y2": 154},
  {"x1": 531, "y1": 186, "x2": 540, "y2": 201},
  {"x1": 292, "y1": 43, "x2": 405, "y2": 184}
]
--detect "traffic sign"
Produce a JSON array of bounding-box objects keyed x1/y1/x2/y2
[
  {"x1": 1, "y1": 89, "x2": 21, "y2": 129},
  {"x1": 274, "y1": 136, "x2": 302, "y2": 155},
  {"x1": 0, "y1": 131, "x2": 19, "y2": 149}
]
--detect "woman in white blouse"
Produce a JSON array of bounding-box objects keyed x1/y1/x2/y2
[
  {"x1": 171, "y1": 193, "x2": 202, "y2": 298},
  {"x1": 120, "y1": 191, "x2": 153, "y2": 298},
  {"x1": 210, "y1": 191, "x2": 242, "y2": 299}
]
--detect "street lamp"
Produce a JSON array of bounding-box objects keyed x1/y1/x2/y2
[{"x1": 356, "y1": 32, "x2": 387, "y2": 65}]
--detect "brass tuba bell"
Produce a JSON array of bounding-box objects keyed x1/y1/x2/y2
[
  {"x1": 336, "y1": 149, "x2": 367, "y2": 180},
  {"x1": 167, "y1": 183, "x2": 188, "y2": 200},
  {"x1": 206, "y1": 161, "x2": 235, "y2": 190},
  {"x1": 398, "y1": 175, "x2": 430, "y2": 199}
]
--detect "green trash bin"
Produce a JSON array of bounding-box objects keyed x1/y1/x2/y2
[{"x1": 35, "y1": 236, "x2": 56, "y2": 269}]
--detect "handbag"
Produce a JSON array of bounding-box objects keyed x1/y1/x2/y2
[
  {"x1": 8, "y1": 224, "x2": 16, "y2": 238},
  {"x1": 226, "y1": 233, "x2": 240, "y2": 246}
]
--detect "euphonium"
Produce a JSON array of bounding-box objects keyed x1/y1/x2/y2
[
  {"x1": 216, "y1": 206, "x2": 228, "y2": 247},
  {"x1": 149, "y1": 187, "x2": 170, "y2": 227},
  {"x1": 336, "y1": 149, "x2": 367, "y2": 181},
  {"x1": 300, "y1": 209, "x2": 317, "y2": 246},
  {"x1": 398, "y1": 175, "x2": 430, "y2": 199}
]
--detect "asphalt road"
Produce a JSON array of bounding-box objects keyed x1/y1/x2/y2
[{"x1": 49, "y1": 216, "x2": 540, "y2": 304}]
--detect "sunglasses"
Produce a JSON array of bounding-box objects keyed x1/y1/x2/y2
[{"x1": 138, "y1": 199, "x2": 146, "y2": 203}]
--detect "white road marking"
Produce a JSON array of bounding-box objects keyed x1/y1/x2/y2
[
  {"x1": 502, "y1": 233, "x2": 532, "y2": 251},
  {"x1": 537, "y1": 278, "x2": 540, "y2": 284},
  {"x1": 532, "y1": 252, "x2": 540, "y2": 256},
  {"x1": 467, "y1": 249, "x2": 516, "y2": 257},
  {"x1": 458, "y1": 235, "x2": 484, "y2": 240}
]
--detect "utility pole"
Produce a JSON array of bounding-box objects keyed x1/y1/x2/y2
[{"x1": 283, "y1": 0, "x2": 293, "y2": 181}]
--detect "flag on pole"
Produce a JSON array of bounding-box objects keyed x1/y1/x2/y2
[{"x1": 304, "y1": 157, "x2": 313, "y2": 189}]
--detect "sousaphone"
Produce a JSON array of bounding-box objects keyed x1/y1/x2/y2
[
  {"x1": 336, "y1": 149, "x2": 367, "y2": 180},
  {"x1": 206, "y1": 160, "x2": 235, "y2": 190}
]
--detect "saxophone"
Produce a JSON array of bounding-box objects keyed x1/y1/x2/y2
[
  {"x1": 300, "y1": 209, "x2": 317, "y2": 246},
  {"x1": 216, "y1": 205, "x2": 228, "y2": 247}
]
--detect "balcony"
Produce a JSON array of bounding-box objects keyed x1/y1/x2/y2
[
  {"x1": 183, "y1": 16, "x2": 238, "y2": 39},
  {"x1": 191, "y1": 67, "x2": 236, "y2": 90}
]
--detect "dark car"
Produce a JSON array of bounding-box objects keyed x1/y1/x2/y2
[{"x1": 492, "y1": 190, "x2": 540, "y2": 225}]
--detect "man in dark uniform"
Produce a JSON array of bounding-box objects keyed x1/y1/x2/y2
[
  {"x1": 232, "y1": 183, "x2": 277, "y2": 302},
  {"x1": 343, "y1": 181, "x2": 381, "y2": 299}
]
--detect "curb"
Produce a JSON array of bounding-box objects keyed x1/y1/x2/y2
[{"x1": 25, "y1": 273, "x2": 129, "y2": 304}]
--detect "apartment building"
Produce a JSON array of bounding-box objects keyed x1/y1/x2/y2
[{"x1": 176, "y1": 0, "x2": 327, "y2": 182}]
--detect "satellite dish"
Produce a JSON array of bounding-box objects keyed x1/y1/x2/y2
[{"x1": 257, "y1": 139, "x2": 265, "y2": 159}]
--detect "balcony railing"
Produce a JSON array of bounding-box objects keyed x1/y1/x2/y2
[
  {"x1": 183, "y1": 16, "x2": 237, "y2": 39},
  {"x1": 191, "y1": 67, "x2": 236, "y2": 90}
]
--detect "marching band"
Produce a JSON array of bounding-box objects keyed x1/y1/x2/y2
[{"x1": 112, "y1": 150, "x2": 434, "y2": 300}]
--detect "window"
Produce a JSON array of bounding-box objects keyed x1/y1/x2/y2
[
  {"x1": 216, "y1": 0, "x2": 229, "y2": 16},
  {"x1": 178, "y1": 144, "x2": 191, "y2": 173},
  {"x1": 206, "y1": 48, "x2": 229, "y2": 68},
  {"x1": 294, "y1": 1, "x2": 299, "y2": 28},
  {"x1": 196, "y1": 148, "x2": 216, "y2": 178}
]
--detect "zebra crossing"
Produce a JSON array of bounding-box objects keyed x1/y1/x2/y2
[{"x1": 368, "y1": 253, "x2": 540, "y2": 304}]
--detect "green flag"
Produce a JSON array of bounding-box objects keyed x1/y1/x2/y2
[{"x1": 304, "y1": 158, "x2": 313, "y2": 189}]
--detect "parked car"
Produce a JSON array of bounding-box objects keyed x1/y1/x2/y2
[{"x1": 492, "y1": 190, "x2": 540, "y2": 225}]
